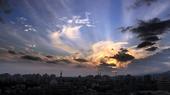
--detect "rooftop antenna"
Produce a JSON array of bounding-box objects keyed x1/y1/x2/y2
[
  {"x1": 60, "y1": 70, "x2": 63, "y2": 78},
  {"x1": 97, "y1": 69, "x2": 102, "y2": 76}
]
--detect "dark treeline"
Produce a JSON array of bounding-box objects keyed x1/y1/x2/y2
[{"x1": 0, "y1": 73, "x2": 170, "y2": 95}]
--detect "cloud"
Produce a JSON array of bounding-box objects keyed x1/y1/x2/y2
[
  {"x1": 146, "y1": 46, "x2": 158, "y2": 51},
  {"x1": 62, "y1": 25, "x2": 82, "y2": 39},
  {"x1": 121, "y1": 18, "x2": 170, "y2": 51},
  {"x1": 143, "y1": 1, "x2": 170, "y2": 20},
  {"x1": 137, "y1": 41, "x2": 155, "y2": 48},
  {"x1": 0, "y1": 59, "x2": 97, "y2": 76},
  {"x1": 124, "y1": 48, "x2": 170, "y2": 75},
  {"x1": 111, "y1": 51, "x2": 135, "y2": 62},
  {"x1": 50, "y1": 31, "x2": 78, "y2": 53},
  {"x1": 88, "y1": 41, "x2": 135, "y2": 67},
  {"x1": 129, "y1": 0, "x2": 158, "y2": 9},
  {"x1": 122, "y1": 0, "x2": 170, "y2": 26},
  {"x1": 50, "y1": 14, "x2": 93, "y2": 53}
]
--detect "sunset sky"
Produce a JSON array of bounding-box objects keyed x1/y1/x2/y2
[{"x1": 0, "y1": 0, "x2": 170, "y2": 76}]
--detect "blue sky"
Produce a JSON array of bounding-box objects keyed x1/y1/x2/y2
[{"x1": 1, "y1": 0, "x2": 129, "y2": 53}]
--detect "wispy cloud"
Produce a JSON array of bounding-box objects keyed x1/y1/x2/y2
[
  {"x1": 143, "y1": 1, "x2": 170, "y2": 20},
  {"x1": 50, "y1": 14, "x2": 93, "y2": 53}
]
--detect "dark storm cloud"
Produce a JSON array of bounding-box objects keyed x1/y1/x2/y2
[
  {"x1": 145, "y1": 46, "x2": 158, "y2": 51},
  {"x1": 102, "y1": 48, "x2": 134, "y2": 63},
  {"x1": 111, "y1": 50, "x2": 134, "y2": 62},
  {"x1": 120, "y1": 18, "x2": 170, "y2": 50},
  {"x1": 74, "y1": 58, "x2": 89, "y2": 62},
  {"x1": 141, "y1": 36, "x2": 159, "y2": 42},
  {"x1": 137, "y1": 41, "x2": 155, "y2": 48},
  {"x1": 129, "y1": 0, "x2": 158, "y2": 9},
  {"x1": 21, "y1": 55, "x2": 42, "y2": 61},
  {"x1": 132, "y1": 18, "x2": 170, "y2": 37}
]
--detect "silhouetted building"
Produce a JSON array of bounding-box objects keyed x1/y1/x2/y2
[{"x1": 158, "y1": 80, "x2": 170, "y2": 91}]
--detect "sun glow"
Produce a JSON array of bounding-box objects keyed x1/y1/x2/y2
[{"x1": 86, "y1": 41, "x2": 134, "y2": 68}]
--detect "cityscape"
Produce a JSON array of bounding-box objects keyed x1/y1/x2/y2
[{"x1": 0, "y1": 0, "x2": 170, "y2": 95}]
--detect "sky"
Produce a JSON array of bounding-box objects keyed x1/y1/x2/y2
[{"x1": 0, "y1": 0, "x2": 170, "y2": 76}]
